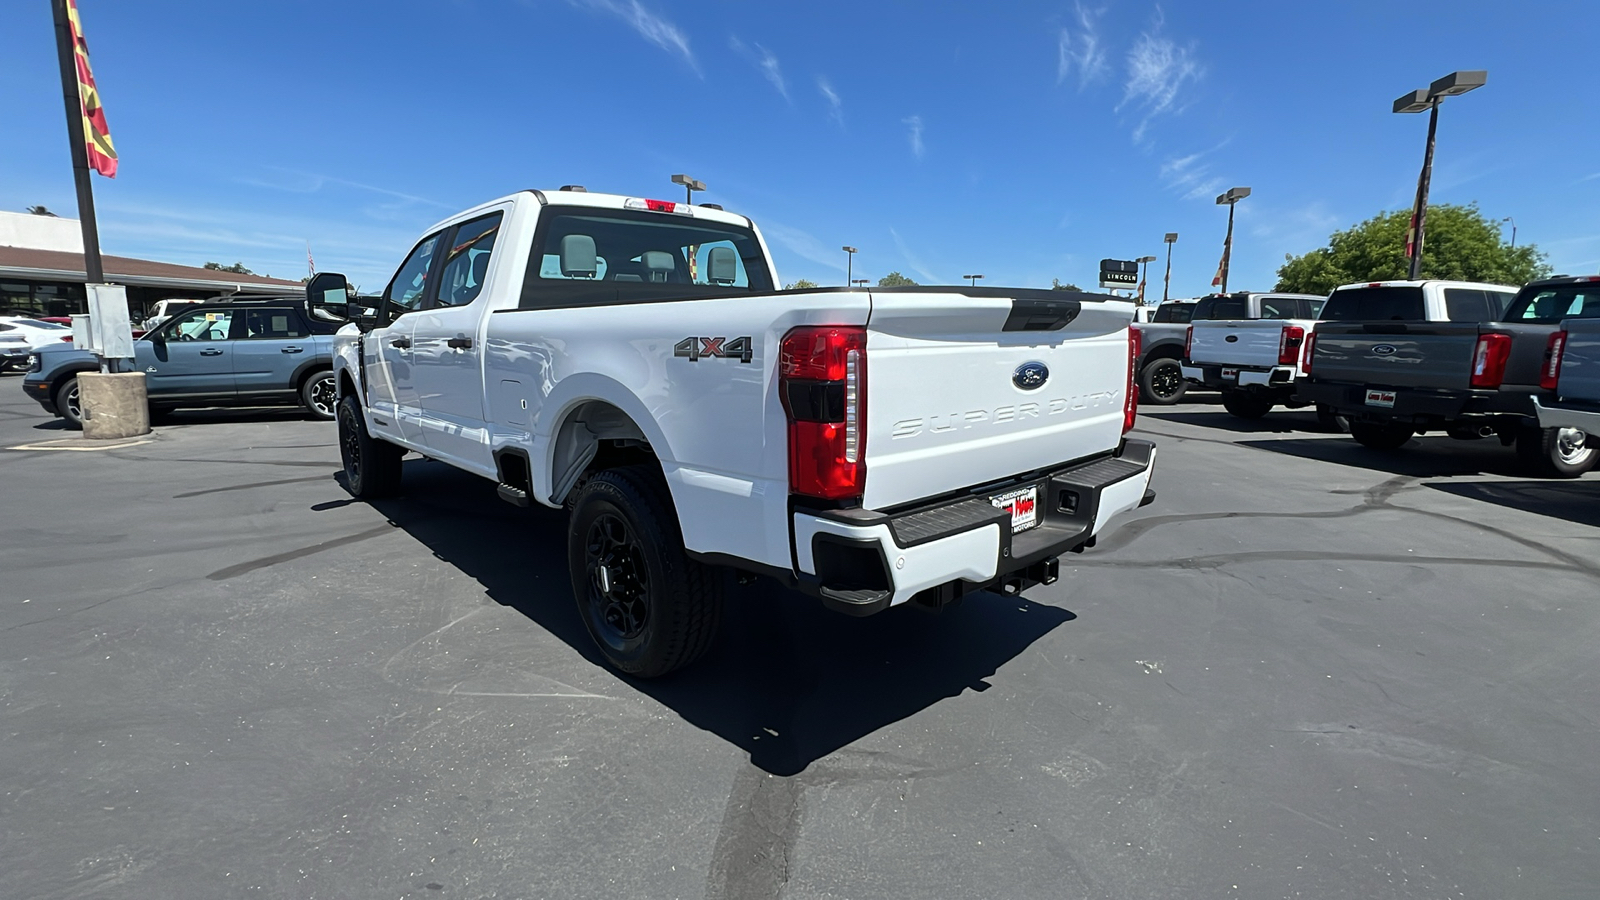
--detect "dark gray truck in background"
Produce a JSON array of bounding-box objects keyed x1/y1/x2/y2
[
  {"x1": 1533, "y1": 281, "x2": 1600, "y2": 444},
  {"x1": 1298, "y1": 277, "x2": 1596, "y2": 476},
  {"x1": 1132, "y1": 300, "x2": 1197, "y2": 405}
]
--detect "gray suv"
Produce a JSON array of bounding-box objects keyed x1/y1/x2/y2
[{"x1": 22, "y1": 299, "x2": 341, "y2": 428}]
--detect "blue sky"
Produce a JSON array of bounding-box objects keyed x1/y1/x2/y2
[{"x1": 4, "y1": 0, "x2": 1598, "y2": 294}]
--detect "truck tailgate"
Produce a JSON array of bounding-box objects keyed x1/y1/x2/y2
[
  {"x1": 1311, "y1": 324, "x2": 1482, "y2": 389},
  {"x1": 862, "y1": 291, "x2": 1131, "y2": 510},
  {"x1": 1557, "y1": 319, "x2": 1600, "y2": 402},
  {"x1": 1187, "y1": 321, "x2": 1287, "y2": 368}
]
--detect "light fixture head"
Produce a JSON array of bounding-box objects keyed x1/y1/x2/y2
[
  {"x1": 842, "y1": 246, "x2": 858, "y2": 253},
  {"x1": 1430, "y1": 70, "x2": 1487, "y2": 98},
  {"x1": 1164, "y1": 232, "x2": 1179, "y2": 243},
  {"x1": 1393, "y1": 89, "x2": 1433, "y2": 114},
  {"x1": 671, "y1": 174, "x2": 692, "y2": 185},
  {"x1": 1216, "y1": 186, "x2": 1251, "y2": 205}
]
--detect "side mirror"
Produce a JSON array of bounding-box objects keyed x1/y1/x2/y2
[{"x1": 306, "y1": 272, "x2": 354, "y2": 318}]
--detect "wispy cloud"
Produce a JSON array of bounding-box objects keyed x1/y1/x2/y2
[
  {"x1": 890, "y1": 227, "x2": 941, "y2": 283},
  {"x1": 1158, "y1": 141, "x2": 1229, "y2": 201},
  {"x1": 817, "y1": 77, "x2": 843, "y2": 125},
  {"x1": 1056, "y1": 3, "x2": 1108, "y2": 88},
  {"x1": 1119, "y1": 10, "x2": 1203, "y2": 142},
  {"x1": 761, "y1": 221, "x2": 848, "y2": 273},
  {"x1": 730, "y1": 37, "x2": 788, "y2": 100},
  {"x1": 570, "y1": 0, "x2": 696, "y2": 72},
  {"x1": 1580, "y1": 172, "x2": 1600, "y2": 183},
  {"x1": 903, "y1": 115, "x2": 925, "y2": 158}
]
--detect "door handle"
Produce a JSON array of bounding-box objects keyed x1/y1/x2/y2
[
  {"x1": 280, "y1": 346, "x2": 304, "y2": 354},
  {"x1": 199, "y1": 348, "x2": 224, "y2": 356},
  {"x1": 390, "y1": 337, "x2": 411, "y2": 350},
  {"x1": 447, "y1": 336, "x2": 473, "y2": 350}
]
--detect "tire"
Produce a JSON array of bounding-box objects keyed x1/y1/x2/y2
[
  {"x1": 1220, "y1": 389, "x2": 1273, "y2": 420},
  {"x1": 1516, "y1": 425, "x2": 1596, "y2": 478},
  {"x1": 568, "y1": 466, "x2": 723, "y2": 678},
  {"x1": 1316, "y1": 403, "x2": 1350, "y2": 434},
  {"x1": 337, "y1": 393, "x2": 404, "y2": 498},
  {"x1": 147, "y1": 406, "x2": 177, "y2": 424},
  {"x1": 1139, "y1": 357, "x2": 1187, "y2": 405},
  {"x1": 1350, "y1": 420, "x2": 1414, "y2": 450},
  {"x1": 301, "y1": 369, "x2": 338, "y2": 420},
  {"x1": 55, "y1": 376, "x2": 83, "y2": 429}
]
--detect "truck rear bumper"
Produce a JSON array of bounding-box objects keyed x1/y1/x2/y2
[
  {"x1": 1296, "y1": 380, "x2": 1536, "y2": 424},
  {"x1": 1181, "y1": 363, "x2": 1296, "y2": 391},
  {"x1": 1533, "y1": 397, "x2": 1600, "y2": 439},
  {"x1": 789, "y1": 440, "x2": 1157, "y2": 616}
]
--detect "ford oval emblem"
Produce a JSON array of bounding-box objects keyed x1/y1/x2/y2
[
  {"x1": 1013, "y1": 361, "x2": 1049, "y2": 391},
  {"x1": 1371, "y1": 344, "x2": 1399, "y2": 356}
]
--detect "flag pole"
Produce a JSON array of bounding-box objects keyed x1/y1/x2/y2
[{"x1": 50, "y1": 0, "x2": 104, "y2": 284}]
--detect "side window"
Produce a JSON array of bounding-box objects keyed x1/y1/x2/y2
[
  {"x1": 1444, "y1": 289, "x2": 1492, "y2": 322},
  {"x1": 384, "y1": 233, "x2": 442, "y2": 316},
  {"x1": 435, "y1": 213, "x2": 503, "y2": 308},
  {"x1": 1490, "y1": 292, "x2": 1515, "y2": 317},
  {"x1": 166, "y1": 309, "x2": 234, "y2": 342},
  {"x1": 240, "y1": 308, "x2": 307, "y2": 339}
]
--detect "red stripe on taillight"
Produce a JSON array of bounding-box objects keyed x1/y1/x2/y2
[
  {"x1": 1278, "y1": 325, "x2": 1305, "y2": 366},
  {"x1": 1470, "y1": 333, "x2": 1512, "y2": 389},
  {"x1": 1541, "y1": 330, "x2": 1568, "y2": 391},
  {"x1": 1124, "y1": 326, "x2": 1141, "y2": 434},
  {"x1": 1302, "y1": 331, "x2": 1317, "y2": 375},
  {"x1": 1183, "y1": 325, "x2": 1193, "y2": 361},
  {"x1": 780, "y1": 326, "x2": 866, "y2": 500}
]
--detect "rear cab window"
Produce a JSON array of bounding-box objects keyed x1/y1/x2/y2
[
  {"x1": 1193, "y1": 296, "x2": 1247, "y2": 320},
  {"x1": 1151, "y1": 304, "x2": 1193, "y2": 323},
  {"x1": 1503, "y1": 284, "x2": 1600, "y2": 322},
  {"x1": 523, "y1": 207, "x2": 775, "y2": 309},
  {"x1": 1321, "y1": 286, "x2": 1426, "y2": 321}
]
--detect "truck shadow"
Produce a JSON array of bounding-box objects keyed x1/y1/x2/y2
[
  {"x1": 1141, "y1": 407, "x2": 1334, "y2": 434},
  {"x1": 1237, "y1": 435, "x2": 1531, "y2": 478},
  {"x1": 1425, "y1": 479, "x2": 1600, "y2": 529},
  {"x1": 368, "y1": 460, "x2": 1076, "y2": 776}
]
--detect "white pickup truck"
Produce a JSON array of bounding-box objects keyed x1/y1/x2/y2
[
  {"x1": 316, "y1": 188, "x2": 1157, "y2": 676},
  {"x1": 1178, "y1": 292, "x2": 1326, "y2": 420}
]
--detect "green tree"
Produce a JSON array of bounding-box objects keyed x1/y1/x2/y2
[
  {"x1": 783, "y1": 279, "x2": 819, "y2": 290},
  {"x1": 204, "y1": 261, "x2": 256, "y2": 275},
  {"x1": 1051, "y1": 278, "x2": 1082, "y2": 291},
  {"x1": 877, "y1": 271, "x2": 917, "y2": 287},
  {"x1": 1276, "y1": 203, "x2": 1548, "y2": 294}
]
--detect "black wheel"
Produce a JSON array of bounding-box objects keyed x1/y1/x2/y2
[
  {"x1": 147, "y1": 406, "x2": 177, "y2": 424},
  {"x1": 1350, "y1": 420, "x2": 1414, "y2": 450},
  {"x1": 55, "y1": 376, "x2": 83, "y2": 429},
  {"x1": 1516, "y1": 426, "x2": 1596, "y2": 478},
  {"x1": 1316, "y1": 403, "x2": 1350, "y2": 434},
  {"x1": 568, "y1": 466, "x2": 723, "y2": 678},
  {"x1": 338, "y1": 393, "x2": 403, "y2": 498},
  {"x1": 1220, "y1": 389, "x2": 1273, "y2": 419},
  {"x1": 1139, "y1": 357, "x2": 1187, "y2": 405},
  {"x1": 301, "y1": 369, "x2": 338, "y2": 420}
]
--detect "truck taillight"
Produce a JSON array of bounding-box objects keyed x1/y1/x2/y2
[
  {"x1": 1278, "y1": 325, "x2": 1305, "y2": 366},
  {"x1": 780, "y1": 326, "x2": 866, "y2": 500},
  {"x1": 1302, "y1": 332, "x2": 1317, "y2": 374},
  {"x1": 1541, "y1": 330, "x2": 1568, "y2": 391},
  {"x1": 1124, "y1": 326, "x2": 1141, "y2": 434},
  {"x1": 1183, "y1": 325, "x2": 1193, "y2": 361},
  {"x1": 1469, "y1": 333, "x2": 1512, "y2": 389}
]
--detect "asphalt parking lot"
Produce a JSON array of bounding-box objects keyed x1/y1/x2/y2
[{"x1": 3, "y1": 379, "x2": 1598, "y2": 900}]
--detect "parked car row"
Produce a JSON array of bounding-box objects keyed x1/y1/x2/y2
[
  {"x1": 0, "y1": 317, "x2": 75, "y2": 372},
  {"x1": 1166, "y1": 277, "x2": 1599, "y2": 477},
  {"x1": 20, "y1": 297, "x2": 341, "y2": 426}
]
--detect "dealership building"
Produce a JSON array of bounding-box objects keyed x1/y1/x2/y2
[{"x1": 0, "y1": 210, "x2": 303, "y2": 318}]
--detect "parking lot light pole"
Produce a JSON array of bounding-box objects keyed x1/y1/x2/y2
[
  {"x1": 1394, "y1": 70, "x2": 1487, "y2": 280},
  {"x1": 1162, "y1": 233, "x2": 1178, "y2": 303},
  {"x1": 1136, "y1": 255, "x2": 1157, "y2": 306},
  {"x1": 1502, "y1": 216, "x2": 1517, "y2": 249},
  {"x1": 963, "y1": 274, "x2": 984, "y2": 287},
  {"x1": 842, "y1": 246, "x2": 857, "y2": 286},
  {"x1": 1214, "y1": 187, "x2": 1250, "y2": 294},
  {"x1": 671, "y1": 174, "x2": 706, "y2": 206},
  {"x1": 851, "y1": 279, "x2": 869, "y2": 288}
]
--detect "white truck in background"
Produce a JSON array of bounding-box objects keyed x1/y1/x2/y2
[
  {"x1": 317, "y1": 188, "x2": 1157, "y2": 676},
  {"x1": 1179, "y1": 292, "x2": 1326, "y2": 421}
]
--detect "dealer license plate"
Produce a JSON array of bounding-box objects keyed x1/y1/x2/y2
[
  {"x1": 1220, "y1": 368, "x2": 1239, "y2": 379},
  {"x1": 991, "y1": 486, "x2": 1040, "y2": 535},
  {"x1": 1365, "y1": 389, "x2": 1396, "y2": 408}
]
